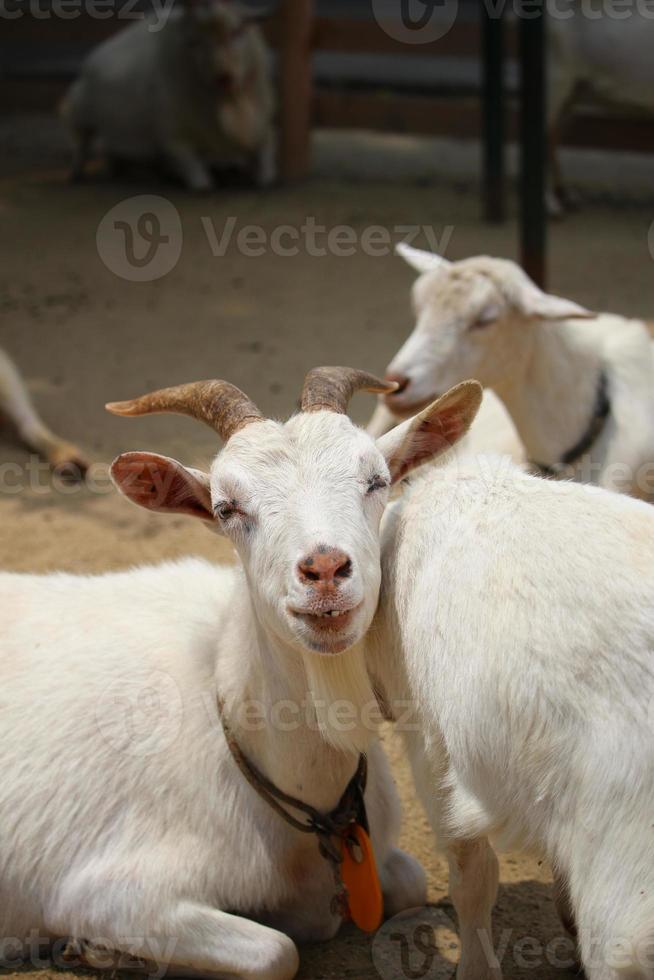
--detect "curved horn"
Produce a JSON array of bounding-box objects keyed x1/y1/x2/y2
[
  {"x1": 106, "y1": 380, "x2": 264, "y2": 442},
  {"x1": 301, "y1": 366, "x2": 399, "y2": 415}
]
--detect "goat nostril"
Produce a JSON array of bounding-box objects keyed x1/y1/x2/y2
[
  {"x1": 298, "y1": 549, "x2": 352, "y2": 585},
  {"x1": 385, "y1": 373, "x2": 410, "y2": 395}
]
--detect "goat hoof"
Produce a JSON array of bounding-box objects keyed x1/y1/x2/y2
[{"x1": 49, "y1": 444, "x2": 90, "y2": 482}]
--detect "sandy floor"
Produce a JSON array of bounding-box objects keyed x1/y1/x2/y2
[{"x1": 1, "y1": 139, "x2": 654, "y2": 979}]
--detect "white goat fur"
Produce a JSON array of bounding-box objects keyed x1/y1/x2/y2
[
  {"x1": 548, "y1": 5, "x2": 654, "y2": 214},
  {"x1": 0, "y1": 386, "x2": 485, "y2": 978},
  {"x1": 61, "y1": 1, "x2": 275, "y2": 190},
  {"x1": 364, "y1": 448, "x2": 654, "y2": 980},
  {"x1": 0, "y1": 347, "x2": 86, "y2": 471},
  {"x1": 370, "y1": 243, "x2": 654, "y2": 497}
]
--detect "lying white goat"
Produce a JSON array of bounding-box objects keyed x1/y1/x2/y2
[
  {"x1": 368, "y1": 242, "x2": 654, "y2": 497},
  {"x1": 61, "y1": 0, "x2": 275, "y2": 190},
  {"x1": 363, "y1": 397, "x2": 654, "y2": 980},
  {"x1": 368, "y1": 384, "x2": 523, "y2": 464},
  {"x1": 0, "y1": 346, "x2": 87, "y2": 475},
  {"x1": 548, "y1": 5, "x2": 654, "y2": 215},
  {"x1": 0, "y1": 367, "x2": 478, "y2": 978}
]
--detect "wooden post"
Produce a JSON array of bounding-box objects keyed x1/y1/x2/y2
[
  {"x1": 278, "y1": 0, "x2": 314, "y2": 183},
  {"x1": 518, "y1": 1, "x2": 547, "y2": 287},
  {"x1": 482, "y1": 3, "x2": 505, "y2": 223}
]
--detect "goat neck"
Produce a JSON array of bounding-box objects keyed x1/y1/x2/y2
[
  {"x1": 495, "y1": 317, "x2": 605, "y2": 468},
  {"x1": 217, "y1": 578, "x2": 375, "y2": 814}
]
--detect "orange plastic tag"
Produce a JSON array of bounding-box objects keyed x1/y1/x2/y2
[{"x1": 341, "y1": 823, "x2": 383, "y2": 933}]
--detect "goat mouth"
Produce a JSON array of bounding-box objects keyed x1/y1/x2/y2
[
  {"x1": 384, "y1": 392, "x2": 438, "y2": 415},
  {"x1": 290, "y1": 603, "x2": 361, "y2": 632}
]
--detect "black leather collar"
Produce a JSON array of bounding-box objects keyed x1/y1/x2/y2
[{"x1": 532, "y1": 371, "x2": 610, "y2": 477}]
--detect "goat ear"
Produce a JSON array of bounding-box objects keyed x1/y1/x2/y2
[
  {"x1": 395, "y1": 242, "x2": 451, "y2": 276},
  {"x1": 376, "y1": 381, "x2": 483, "y2": 483},
  {"x1": 111, "y1": 452, "x2": 214, "y2": 522},
  {"x1": 512, "y1": 277, "x2": 594, "y2": 321}
]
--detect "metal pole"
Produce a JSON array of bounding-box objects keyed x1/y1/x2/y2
[
  {"x1": 279, "y1": 0, "x2": 314, "y2": 183},
  {"x1": 482, "y1": 2, "x2": 505, "y2": 223},
  {"x1": 518, "y1": 0, "x2": 547, "y2": 287}
]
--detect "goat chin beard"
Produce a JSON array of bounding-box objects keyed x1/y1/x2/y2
[{"x1": 301, "y1": 645, "x2": 378, "y2": 755}]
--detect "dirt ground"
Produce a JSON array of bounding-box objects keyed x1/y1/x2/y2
[{"x1": 1, "y1": 133, "x2": 654, "y2": 980}]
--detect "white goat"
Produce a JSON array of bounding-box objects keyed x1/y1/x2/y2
[
  {"x1": 61, "y1": 0, "x2": 275, "y2": 190},
  {"x1": 368, "y1": 385, "x2": 523, "y2": 463},
  {"x1": 0, "y1": 346, "x2": 87, "y2": 475},
  {"x1": 360, "y1": 415, "x2": 654, "y2": 980},
  {"x1": 548, "y1": 4, "x2": 654, "y2": 215},
  {"x1": 0, "y1": 368, "x2": 479, "y2": 978},
  {"x1": 368, "y1": 242, "x2": 654, "y2": 497}
]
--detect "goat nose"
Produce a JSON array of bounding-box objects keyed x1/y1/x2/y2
[
  {"x1": 297, "y1": 548, "x2": 352, "y2": 587},
  {"x1": 384, "y1": 372, "x2": 410, "y2": 395}
]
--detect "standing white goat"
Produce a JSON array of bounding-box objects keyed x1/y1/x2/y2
[
  {"x1": 361, "y1": 421, "x2": 654, "y2": 980},
  {"x1": 548, "y1": 4, "x2": 654, "y2": 215},
  {"x1": 368, "y1": 242, "x2": 654, "y2": 497},
  {"x1": 0, "y1": 346, "x2": 87, "y2": 475},
  {"x1": 0, "y1": 368, "x2": 478, "y2": 978},
  {"x1": 61, "y1": 0, "x2": 275, "y2": 190}
]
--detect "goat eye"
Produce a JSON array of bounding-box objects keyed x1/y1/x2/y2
[
  {"x1": 366, "y1": 475, "x2": 388, "y2": 494},
  {"x1": 470, "y1": 308, "x2": 499, "y2": 330},
  {"x1": 215, "y1": 502, "x2": 236, "y2": 521}
]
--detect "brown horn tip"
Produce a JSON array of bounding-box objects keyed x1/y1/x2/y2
[
  {"x1": 106, "y1": 400, "x2": 143, "y2": 417},
  {"x1": 105, "y1": 380, "x2": 264, "y2": 442},
  {"x1": 301, "y1": 366, "x2": 399, "y2": 415}
]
